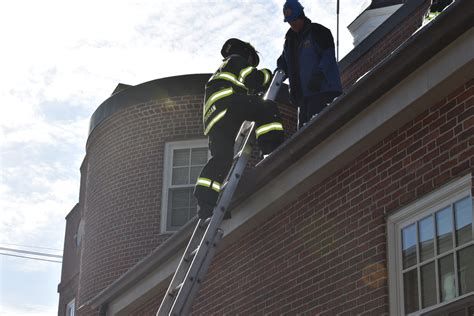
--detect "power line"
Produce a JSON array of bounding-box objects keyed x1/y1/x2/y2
[
  {"x1": 0, "y1": 247, "x2": 62, "y2": 258},
  {"x1": 0, "y1": 253, "x2": 62, "y2": 263},
  {"x1": 0, "y1": 242, "x2": 62, "y2": 252}
]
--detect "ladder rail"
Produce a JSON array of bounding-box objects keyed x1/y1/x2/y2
[
  {"x1": 180, "y1": 229, "x2": 224, "y2": 315},
  {"x1": 157, "y1": 219, "x2": 209, "y2": 314}
]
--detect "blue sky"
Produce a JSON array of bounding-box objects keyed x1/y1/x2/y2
[{"x1": 0, "y1": 0, "x2": 367, "y2": 314}]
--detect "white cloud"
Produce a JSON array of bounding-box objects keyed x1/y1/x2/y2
[
  {"x1": 0, "y1": 304, "x2": 57, "y2": 316},
  {"x1": 0, "y1": 167, "x2": 77, "y2": 247}
]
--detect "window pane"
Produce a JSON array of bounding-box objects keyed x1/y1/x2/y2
[
  {"x1": 419, "y1": 216, "x2": 435, "y2": 262},
  {"x1": 404, "y1": 269, "x2": 419, "y2": 314},
  {"x1": 402, "y1": 224, "x2": 417, "y2": 269},
  {"x1": 169, "y1": 188, "x2": 195, "y2": 228},
  {"x1": 172, "y1": 167, "x2": 189, "y2": 185},
  {"x1": 190, "y1": 166, "x2": 204, "y2": 184},
  {"x1": 170, "y1": 188, "x2": 190, "y2": 208},
  {"x1": 436, "y1": 207, "x2": 453, "y2": 254},
  {"x1": 439, "y1": 254, "x2": 456, "y2": 302},
  {"x1": 171, "y1": 208, "x2": 189, "y2": 227},
  {"x1": 421, "y1": 262, "x2": 437, "y2": 308},
  {"x1": 191, "y1": 147, "x2": 208, "y2": 165},
  {"x1": 173, "y1": 149, "x2": 190, "y2": 167},
  {"x1": 454, "y1": 197, "x2": 472, "y2": 246},
  {"x1": 458, "y1": 245, "x2": 474, "y2": 295},
  {"x1": 190, "y1": 193, "x2": 198, "y2": 209}
]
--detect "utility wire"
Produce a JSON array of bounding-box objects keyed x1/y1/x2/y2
[
  {"x1": 0, "y1": 253, "x2": 62, "y2": 263},
  {"x1": 0, "y1": 242, "x2": 62, "y2": 252},
  {"x1": 0, "y1": 247, "x2": 63, "y2": 258}
]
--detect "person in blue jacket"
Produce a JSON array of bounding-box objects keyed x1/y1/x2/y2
[{"x1": 277, "y1": 0, "x2": 343, "y2": 129}]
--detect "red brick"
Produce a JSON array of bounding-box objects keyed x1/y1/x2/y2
[
  {"x1": 449, "y1": 141, "x2": 468, "y2": 158},
  {"x1": 457, "y1": 126, "x2": 474, "y2": 142},
  {"x1": 456, "y1": 86, "x2": 474, "y2": 104},
  {"x1": 446, "y1": 85, "x2": 467, "y2": 101},
  {"x1": 452, "y1": 160, "x2": 471, "y2": 176},
  {"x1": 459, "y1": 147, "x2": 474, "y2": 163},
  {"x1": 436, "y1": 130, "x2": 454, "y2": 147},
  {"x1": 464, "y1": 116, "x2": 474, "y2": 129}
]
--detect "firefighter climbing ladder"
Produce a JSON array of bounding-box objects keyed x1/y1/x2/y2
[
  {"x1": 156, "y1": 121, "x2": 255, "y2": 316},
  {"x1": 156, "y1": 70, "x2": 285, "y2": 316}
]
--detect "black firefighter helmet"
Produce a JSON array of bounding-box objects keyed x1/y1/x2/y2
[{"x1": 221, "y1": 38, "x2": 259, "y2": 67}]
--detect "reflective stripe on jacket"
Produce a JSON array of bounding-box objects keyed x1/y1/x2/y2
[{"x1": 203, "y1": 54, "x2": 272, "y2": 135}]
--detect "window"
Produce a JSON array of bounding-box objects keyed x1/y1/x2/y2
[
  {"x1": 388, "y1": 174, "x2": 474, "y2": 315},
  {"x1": 66, "y1": 299, "x2": 75, "y2": 316},
  {"x1": 161, "y1": 139, "x2": 208, "y2": 232}
]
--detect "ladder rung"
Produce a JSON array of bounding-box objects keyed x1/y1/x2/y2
[
  {"x1": 185, "y1": 248, "x2": 199, "y2": 262},
  {"x1": 199, "y1": 218, "x2": 211, "y2": 229},
  {"x1": 221, "y1": 181, "x2": 228, "y2": 191},
  {"x1": 170, "y1": 282, "x2": 183, "y2": 297}
]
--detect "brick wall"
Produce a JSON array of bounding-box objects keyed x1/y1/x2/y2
[
  {"x1": 76, "y1": 91, "x2": 296, "y2": 315},
  {"x1": 58, "y1": 204, "x2": 81, "y2": 316},
  {"x1": 130, "y1": 79, "x2": 472, "y2": 315},
  {"x1": 340, "y1": 0, "x2": 430, "y2": 89}
]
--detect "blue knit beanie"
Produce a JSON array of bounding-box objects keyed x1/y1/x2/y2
[{"x1": 283, "y1": 0, "x2": 304, "y2": 22}]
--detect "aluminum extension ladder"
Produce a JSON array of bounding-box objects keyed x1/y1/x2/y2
[
  {"x1": 156, "y1": 121, "x2": 255, "y2": 316},
  {"x1": 156, "y1": 70, "x2": 285, "y2": 316}
]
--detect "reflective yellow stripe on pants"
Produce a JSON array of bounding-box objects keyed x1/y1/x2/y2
[{"x1": 255, "y1": 122, "x2": 284, "y2": 138}]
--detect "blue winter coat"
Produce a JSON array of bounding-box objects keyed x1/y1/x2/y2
[{"x1": 277, "y1": 18, "x2": 342, "y2": 105}]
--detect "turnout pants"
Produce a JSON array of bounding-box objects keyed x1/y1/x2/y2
[{"x1": 194, "y1": 94, "x2": 284, "y2": 208}]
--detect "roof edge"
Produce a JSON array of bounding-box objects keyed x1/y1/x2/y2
[{"x1": 87, "y1": 73, "x2": 212, "y2": 138}]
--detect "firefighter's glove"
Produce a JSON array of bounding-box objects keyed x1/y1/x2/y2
[{"x1": 308, "y1": 71, "x2": 325, "y2": 92}]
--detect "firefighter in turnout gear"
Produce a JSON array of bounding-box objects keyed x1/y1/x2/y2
[{"x1": 194, "y1": 38, "x2": 285, "y2": 219}]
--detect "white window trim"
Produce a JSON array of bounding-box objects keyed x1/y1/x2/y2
[
  {"x1": 66, "y1": 298, "x2": 75, "y2": 316},
  {"x1": 161, "y1": 139, "x2": 208, "y2": 233},
  {"x1": 387, "y1": 173, "x2": 473, "y2": 316}
]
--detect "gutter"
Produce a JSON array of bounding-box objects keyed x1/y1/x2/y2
[{"x1": 87, "y1": 0, "x2": 473, "y2": 310}]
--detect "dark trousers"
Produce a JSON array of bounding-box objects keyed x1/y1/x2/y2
[
  {"x1": 298, "y1": 93, "x2": 338, "y2": 129},
  {"x1": 194, "y1": 94, "x2": 284, "y2": 207}
]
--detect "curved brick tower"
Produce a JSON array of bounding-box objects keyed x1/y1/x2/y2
[
  {"x1": 77, "y1": 74, "x2": 209, "y2": 313},
  {"x1": 72, "y1": 74, "x2": 296, "y2": 315}
]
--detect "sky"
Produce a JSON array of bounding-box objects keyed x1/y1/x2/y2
[{"x1": 0, "y1": 0, "x2": 368, "y2": 314}]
